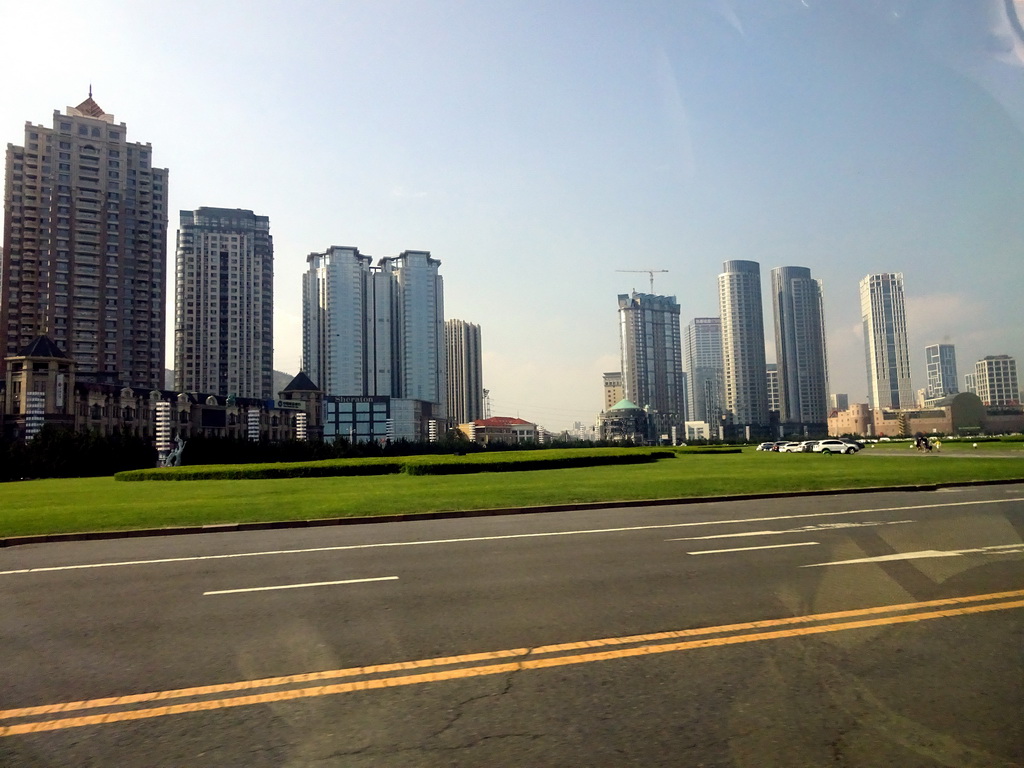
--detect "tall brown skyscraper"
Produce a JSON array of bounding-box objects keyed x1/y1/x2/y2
[{"x1": 1, "y1": 93, "x2": 168, "y2": 387}]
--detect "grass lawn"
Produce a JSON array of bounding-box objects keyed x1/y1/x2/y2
[
  {"x1": 2, "y1": 450, "x2": 1023, "y2": 539},
  {"x1": 864, "y1": 439, "x2": 1024, "y2": 454}
]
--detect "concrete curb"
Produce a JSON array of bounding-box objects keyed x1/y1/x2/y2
[{"x1": 2, "y1": 478, "x2": 1022, "y2": 549}]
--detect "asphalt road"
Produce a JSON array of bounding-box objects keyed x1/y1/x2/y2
[{"x1": 2, "y1": 484, "x2": 1023, "y2": 767}]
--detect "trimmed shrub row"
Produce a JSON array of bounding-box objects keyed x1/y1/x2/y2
[
  {"x1": 402, "y1": 451, "x2": 674, "y2": 476},
  {"x1": 116, "y1": 457, "x2": 403, "y2": 481},
  {"x1": 674, "y1": 447, "x2": 743, "y2": 455},
  {"x1": 115, "y1": 448, "x2": 679, "y2": 481}
]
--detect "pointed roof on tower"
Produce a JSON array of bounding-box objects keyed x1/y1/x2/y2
[
  {"x1": 67, "y1": 86, "x2": 114, "y2": 122},
  {"x1": 281, "y1": 371, "x2": 320, "y2": 393},
  {"x1": 19, "y1": 335, "x2": 69, "y2": 359}
]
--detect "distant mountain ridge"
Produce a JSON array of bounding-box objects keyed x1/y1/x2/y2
[{"x1": 163, "y1": 370, "x2": 297, "y2": 398}]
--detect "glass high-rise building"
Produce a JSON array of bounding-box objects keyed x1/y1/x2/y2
[
  {"x1": 618, "y1": 292, "x2": 686, "y2": 436},
  {"x1": 860, "y1": 273, "x2": 913, "y2": 409},
  {"x1": 718, "y1": 260, "x2": 769, "y2": 430},
  {"x1": 771, "y1": 265, "x2": 829, "y2": 428},
  {"x1": 683, "y1": 317, "x2": 723, "y2": 426},
  {"x1": 1, "y1": 93, "x2": 168, "y2": 386},
  {"x1": 302, "y1": 246, "x2": 379, "y2": 398},
  {"x1": 174, "y1": 208, "x2": 273, "y2": 399},
  {"x1": 925, "y1": 343, "x2": 958, "y2": 399},
  {"x1": 303, "y1": 247, "x2": 446, "y2": 438},
  {"x1": 445, "y1": 319, "x2": 483, "y2": 425}
]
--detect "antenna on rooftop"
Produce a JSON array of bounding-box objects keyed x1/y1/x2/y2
[{"x1": 616, "y1": 269, "x2": 668, "y2": 293}]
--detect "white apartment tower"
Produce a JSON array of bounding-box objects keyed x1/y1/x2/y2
[
  {"x1": 1, "y1": 93, "x2": 168, "y2": 386},
  {"x1": 383, "y1": 252, "x2": 446, "y2": 408},
  {"x1": 718, "y1": 260, "x2": 769, "y2": 431},
  {"x1": 860, "y1": 273, "x2": 913, "y2": 409},
  {"x1": 445, "y1": 319, "x2": 483, "y2": 425},
  {"x1": 174, "y1": 208, "x2": 273, "y2": 398},
  {"x1": 925, "y1": 343, "x2": 958, "y2": 399},
  {"x1": 766, "y1": 363, "x2": 780, "y2": 414},
  {"x1": 302, "y1": 246, "x2": 382, "y2": 397},
  {"x1": 303, "y1": 247, "x2": 446, "y2": 437},
  {"x1": 974, "y1": 355, "x2": 1019, "y2": 406},
  {"x1": 771, "y1": 266, "x2": 829, "y2": 428},
  {"x1": 683, "y1": 317, "x2": 723, "y2": 426},
  {"x1": 618, "y1": 292, "x2": 687, "y2": 435}
]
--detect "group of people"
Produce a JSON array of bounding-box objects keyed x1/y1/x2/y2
[{"x1": 914, "y1": 435, "x2": 941, "y2": 452}]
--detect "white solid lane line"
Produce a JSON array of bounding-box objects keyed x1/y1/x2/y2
[
  {"x1": 203, "y1": 576, "x2": 398, "y2": 596},
  {"x1": 687, "y1": 541, "x2": 821, "y2": 555},
  {"x1": 665, "y1": 519, "x2": 914, "y2": 542},
  {"x1": 3, "y1": 497, "x2": 1021, "y2": 577}
]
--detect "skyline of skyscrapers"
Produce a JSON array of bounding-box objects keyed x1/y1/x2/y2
[
  {"x1": 771, "y1": 265, "x2": 829, "y2": 430},
  {"x1": 683, "y1": 317, "x2": 723, "y2": 427},
  {"x1": 617, "y1": 291, "x2": 687, "y2": 437},
  {"x1": 718, "y1": 260, "x2": 769, "y2": 433},
  {"x1": 860, "y1": 272, "x2": 914, "y2": 410},
  {"x1": 445, "y1": 318, "x2": 483, "y2": 425},
  {"x1": 1, "y1": 94, "x2": 167, "y2": 387},
  {"x1": 174, "y1": 207, "x2": 273, "y2": 399},
  {"x1": 925, "y1": 343, "x2": 958, "y2": 399},
  {"x1": 2, "y1": 95, "x2": 1017, "y2": 442}
]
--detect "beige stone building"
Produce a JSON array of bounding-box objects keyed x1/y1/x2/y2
[
  {"x1": 827, "y1": 393, "x2": 1024, "y2": 437},
  {"x1": 458, "y1": 416, "x2": 537, "y2": 445},
  {"x1": 2, "y1": 336, "x2": 317, "y2": 444}
]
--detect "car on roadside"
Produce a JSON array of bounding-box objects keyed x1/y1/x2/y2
[
  {"x1": 756, "y1": 442, "x2": 775, "y2": 451},
  {"x1": 777, "y1": 442, "x2": 804, "y2": 453},
  {"x1": 812, "y1": 439, "x2": 860, "y2": 455}
]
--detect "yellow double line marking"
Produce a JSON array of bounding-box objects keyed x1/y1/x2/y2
[{"x1": 3, "y1": 589, "x2": 1023, "y2": 737}]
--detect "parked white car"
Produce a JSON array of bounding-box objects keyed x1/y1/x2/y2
[
  {"x1": 777, "y1": 442, "x2": 804, "y2": 453},
  {"x1": 811, "y1": 439, "x2": 860, "y2": 455}
]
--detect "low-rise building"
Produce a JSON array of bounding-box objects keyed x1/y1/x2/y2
[
  {"x1": 684, "y1": 420, "x2": 712, "y2": 442},
  {"x1": 458, "y1": 416, "x2": 537, "y2": 445},
  {"x1": 827, "y1": 392, "x2": 1024, "y2": 437},
  {"x1": 598, "y1": 399, "x2": 650, "y2": 443},
  {"x1": 827, "y1": 403, "x2": 872, "y2": 436},
  {"x1": 2, "y1": 336, "x2": 316, "y2": 444}
]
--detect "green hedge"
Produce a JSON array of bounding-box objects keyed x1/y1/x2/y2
[
  {"x1": 115, "y1": 447, "x2": 677, "y2": 481},
  {"x1": 116, "y1": 457, "x2": 403, "y2": 481},
  {"x1": 401, "y1": 450, "x2": 673, "y2": 475},
  {"x1": 674, "y1": 447, "x2": 743, "y2": 455}
]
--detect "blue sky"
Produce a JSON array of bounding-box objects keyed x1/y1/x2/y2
[{"x1": 3, "y1": 0, "x2": 1023, "y2": 431}]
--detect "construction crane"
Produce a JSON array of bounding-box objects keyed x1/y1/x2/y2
[{"x1": 616, "y1": 269, "x2": 668, "y2": 294}]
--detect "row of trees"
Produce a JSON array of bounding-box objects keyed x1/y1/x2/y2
[
  {"x1": 0, "y1": 427, "x2": 626, "y2": 481},
  {"x1": 0, "y1": 428, "x2": 156, "y2": 482}
]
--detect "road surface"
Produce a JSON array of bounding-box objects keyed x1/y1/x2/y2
[{"x1": 2, "y1": 484, "x2": 1023, "y2": 766}]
